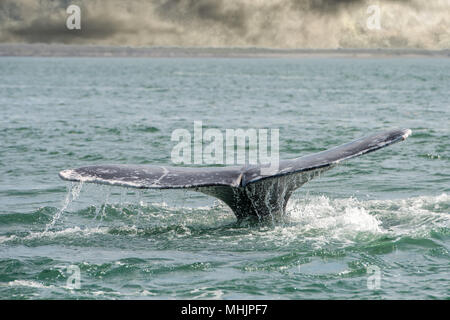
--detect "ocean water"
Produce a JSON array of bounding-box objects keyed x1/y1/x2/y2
[{"x1": 0, "y1": 57, "x2": 448, "y2": 299}]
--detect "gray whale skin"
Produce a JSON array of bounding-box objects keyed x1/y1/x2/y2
[{"x1": 59, "y1": 128, "x2": 411, "y2": 219}]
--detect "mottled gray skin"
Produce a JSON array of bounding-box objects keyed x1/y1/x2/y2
[
  {"x1": 198, "y1": 166, "x2": 328, "y2": 219},
  {"x1": 59, "y1": 128, "x2": 411, "y2": 219}
]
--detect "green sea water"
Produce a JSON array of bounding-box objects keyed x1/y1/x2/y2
[{"x1": 0, "y1": 57, "x2": 449, "y2": 299}]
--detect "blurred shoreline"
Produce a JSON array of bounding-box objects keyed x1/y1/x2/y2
[{"x1": 1, "y1": 43, "x2": 449, "y2": 58}]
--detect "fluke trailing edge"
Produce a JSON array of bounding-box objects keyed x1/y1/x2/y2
[{"x1": 59, "y1": 128, "x2": 411, "y2": 219}]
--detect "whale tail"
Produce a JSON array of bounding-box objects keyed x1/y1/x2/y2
[{"x1": 59, "y1": 128, "x2": 411, "y2": 219}]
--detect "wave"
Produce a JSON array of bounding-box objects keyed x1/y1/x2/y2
[
  {"x1": 288, "y1": 193, "x2": 449, "y2": 237},
  {"x1": 1, "y1": 193, "x2": 447, "y2": 249},
  {"x1": 1, "y1": 280, "x2": 55, "y2": 289}
]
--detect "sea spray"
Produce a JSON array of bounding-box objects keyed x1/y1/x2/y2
[
  {"x1": 180, "y1": 189, "x2": 188, "y2": 211},
  {"x1": 97, "y1": 186, "x2": 111, "y2": 227},
  {"x1": 136, "y1": 189, "x2": 144, "y2": 221},
  {"x1": 159, "y1": 189, "x2": 167, "y2": 208},
  {"x1": 44, "y1": 182, "x2": 83, "y2": 232},
  {"x1": 85, "y1": 185, "x2": 113, "y2": 227}
]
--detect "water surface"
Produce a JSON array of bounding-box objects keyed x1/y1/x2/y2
[{"x1": 0, "y1": 57, "x2": 448, "y2": 299}]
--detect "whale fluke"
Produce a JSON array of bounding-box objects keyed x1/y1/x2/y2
[{"x1": 59, "y1": 128, "x2": 411, "y2": 219}]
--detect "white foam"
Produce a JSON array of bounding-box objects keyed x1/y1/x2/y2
[
  {"x1": 287, "y1": 195, "x2": 383, "y2": 235},
  {"x1": 190, "y1": 287, "x2": 224, "y2": 299},
  {"x1": 282, "y1": 193, "x2": 449, "y2": 243},
  {"x1": 0, "y1": 226, "x2": 109, "y2": 244},
  {"x1": 5, "y1": 280, "x2": 54, "y2": 289},
  {"x1": 364, "y1": 193, "x2": 450, "y2": 236},
  {"x1": 226, "y1": 193, "x2": 449, "y2": 249}
]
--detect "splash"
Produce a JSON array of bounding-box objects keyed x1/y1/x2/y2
[
  {"x1": 1, "y1": 191, "x2": 447, "y2": 248},
  {"x1": 44, "y1": 182, "x2": 83, "y2": 232},
  {"x1": 287, "y1": 195, "x2": 383, "y2": 236},
  {"x1": 4, "y1": 280, "x2": 55, "y2": 289},
  {"x1": 281, "y1": 193, "x2": 450, "y2": 244},
  {"x1": 0, "y1": 226, "x2": 108, "y2": 244}
]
